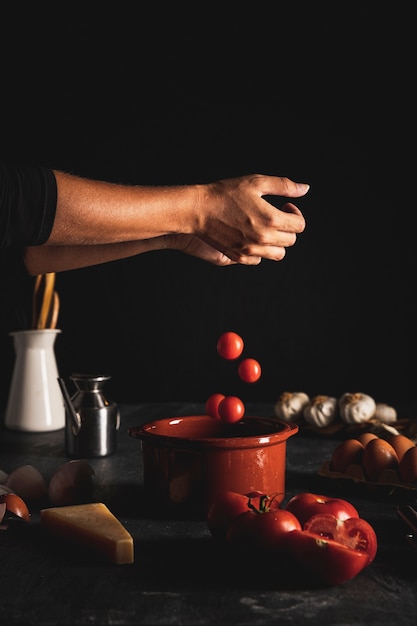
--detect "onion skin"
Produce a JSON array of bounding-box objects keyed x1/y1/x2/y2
[{"x1": 0, "y1": 493, "x2": 31, "y2": 523}]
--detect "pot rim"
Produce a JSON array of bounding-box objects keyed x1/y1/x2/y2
[{"x1": 128, "y1": 414, "x2": 298, "y2": 451}]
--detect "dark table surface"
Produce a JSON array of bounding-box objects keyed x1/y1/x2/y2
[{"x1": 1, "y1": 402, "x2": 416, "y2": 626}]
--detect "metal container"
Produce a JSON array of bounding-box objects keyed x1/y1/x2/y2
[{"x1": 58, "y1": 374, "x2": 120, "y2": 458}]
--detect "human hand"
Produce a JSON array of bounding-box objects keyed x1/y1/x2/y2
[
  {"x1": 165, "y1": 234, "x2": 238, "y2": 266},
  {"x1": 195, "y1": 174, "x2": 309, "y2": 264}
]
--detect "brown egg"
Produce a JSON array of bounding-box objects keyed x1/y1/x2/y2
[
  {"x1": 330, "y1": 438, "x2": 365, "y2": 473},
  {"x1": 355, "y1": 432, "x2": 378, "y2": 446},
  {"x1": 386, "y1": 434, "x2": 415, "y2": 462},
  {"x1": 361, "y1": 438, "x2": 399, "y2": 482},
  {"x1": 399, "y1": 445, "x2": 417, "y2": 484}
]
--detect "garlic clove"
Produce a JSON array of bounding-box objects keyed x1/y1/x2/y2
[
  {"x1": 303, "y1": 395, "x2": 338, "y2": 428},
  {"x1": 373, "y1": 402, "x2": 397, "y2": 424},
  {"x1": 338, "y1": 392, "x2": 376, "y2": 425},
  {"x1": 367, "y1": 421, "x2": 400, "y2": 438},
  {"x1": 274, "y1": 391, "x2": 310, "y2": 422},
  {"x1": 6, "y1": 464, "x2": 48, "y2": 501}
]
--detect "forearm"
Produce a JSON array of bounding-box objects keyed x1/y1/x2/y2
[
  {"x1": 24, "y1": 238, "x2": 169, "y2": 275},
  {"x1": 48, "y1": 170, "x2": 199, "y2": 246}
]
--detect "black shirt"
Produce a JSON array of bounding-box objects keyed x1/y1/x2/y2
[{"x1": 0, "y1": 162, "x2": 57, "y2": 288}]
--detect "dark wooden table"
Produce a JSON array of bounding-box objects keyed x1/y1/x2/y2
[{"x1": 1, "y1": 402, "x2": 416, "y2": 625}]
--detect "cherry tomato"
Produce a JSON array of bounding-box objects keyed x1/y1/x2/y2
[
  {"x1": 207, "y1": 490, "x2": 281, "y2": 542},
  {"x1": 205, "y1": 393, "x2": 226, "y2": 419},
  {"x1": 286, "y1": 529, "x2": 370, "y2": 586},
  {"x1": 217, "y1": 332, "x2": 244, "y2": 360},
  {"x1": 218, "y1": 396, "x2": 245, "y2": 423},
  {"x1": 304, "y1": 513, "x2": 377, "y2": 565},
  {"x1": 227, "y1": 505, "x2": 301, "y2": 552},
  {"x1": 285, "y1": 492, "x2": 359, "y2": 527},
  {"x1": 0, "y1": 493, "x2": 30, "y2": 522},
  {"x1": 238, "y1": 358, "x2": 262, "y2": 383}
]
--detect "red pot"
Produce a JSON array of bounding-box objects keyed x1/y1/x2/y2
[{"x1": 129, "y1": 415, "x2": 298, "y2": 518}]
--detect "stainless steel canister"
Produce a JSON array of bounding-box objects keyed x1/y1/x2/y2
[{"x1": 58, "y1": 374, "x2": 120, "y2": 458}]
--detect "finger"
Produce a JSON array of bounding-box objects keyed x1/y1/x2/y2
[
  {"x1": 228, "y1": 246, "x2": 286, "y2": 264},
  {"x1": 265, "y1": 202, "x2": 306, "y2": 235},
  {"x1": 254, "y1": 175, "x2": 310, "y2": 199}
]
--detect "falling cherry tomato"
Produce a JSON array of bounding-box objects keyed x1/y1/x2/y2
[
  {"x1": 205, "y1": 393, "x2": 226, "y2": 419},
  {"x1": 218, "y1": 396, "x2": 245, "y2": 423},
  {"x1": 238, "y1": 358, "x2": 262, "y2": 383},
  {"x1": 217, "y1": 332, "x2": 244, "y2": 360}
]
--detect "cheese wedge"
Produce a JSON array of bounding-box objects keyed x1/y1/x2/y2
[{"x1": 40, "y1": 502, "x2": 134, "y2": 564}]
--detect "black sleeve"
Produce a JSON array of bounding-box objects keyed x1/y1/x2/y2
[
  {"x1": 0, "y1": 162, "x2": 57, "y2": 298},
  {"x1": 0, "y1": 161, "x2": 57, "y2": 248}
]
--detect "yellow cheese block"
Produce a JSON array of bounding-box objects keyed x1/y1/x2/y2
[{"x1": 40, "y1": 502, "x2": 134, "y2": 564}]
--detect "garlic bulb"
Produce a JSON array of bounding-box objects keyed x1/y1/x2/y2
[
  {"x1": 373, "y1": 402, "x2": 397, "y2": 424},
  {"x1": 303, "y1": 395, "x2": 338, "y2": 428},
  {"x1": 339, "y1": 392, "x2": 376, "y2": 424},
  {"x1": 274, "y1": 391, "x2": 310, "y2": 422}
]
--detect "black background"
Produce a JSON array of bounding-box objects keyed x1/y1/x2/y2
[{"x1": 0, "y1": 5, "x2": 414, "y2": 414}]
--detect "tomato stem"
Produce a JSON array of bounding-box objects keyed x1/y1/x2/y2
[{"x1": 246, "y1": 492, "x2": 284, "y2": 514}]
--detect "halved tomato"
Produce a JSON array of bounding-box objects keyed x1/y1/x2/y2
[
  {"x1": 304, "y1": 513, "x2": 377, "y2": 565},
  {"x1": 286, "y1": 529, "x2": 370, "y2": 586}
]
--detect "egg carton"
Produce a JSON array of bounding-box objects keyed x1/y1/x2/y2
[{"x1": 318, "y1": 460, "x2": 417, "y2": 500}]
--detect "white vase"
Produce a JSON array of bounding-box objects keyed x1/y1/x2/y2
[{"x1": 5, "y1": 329, "x2": 65, "y2": 432}]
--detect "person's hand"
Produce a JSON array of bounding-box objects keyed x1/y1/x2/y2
[
  {"x1": 195, "y1": 174, "x2": 309, "y2": 264},
  {"x1": 165, "y1": 234, "x2": 237, "y2": 266}
]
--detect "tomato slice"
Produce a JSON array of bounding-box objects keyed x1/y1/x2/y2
[
  {"x1": 304, "y1": 513, "x2": 377, "y2": 565},
  {"x1": 286, "y1": 529, "x2": 370, "y2": 586}
]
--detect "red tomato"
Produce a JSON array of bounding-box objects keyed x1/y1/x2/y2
[
  {"x1": 218, "y1": 396, "x2": 245, "y2": 423},
  {"x1": 205, "y1": 393, "x2": 226, "y2": 419},
  {"x1": 217, "y1": 332, "x2": 244, "y2": 360},
  {"x1": 227, "y1": 506, "x2": 301, "y2": 552},
  {"x1": 305, "y1": 513, "x2": 377, "y2": 565},
  {"x1": 285, "y1": 492, "x2": 359, "y2": 527},
  {"x1": 207, "y1": 491, "x2": 281, "y2": 542},
  {"x1": 286, "y1": 529, "x2": 370, "y2": 586},
  {"x1": 238, "y1": 358, "x2": 262, "y2": 383},
  {"x1": 207, "y1": 491, "x2": 256, "y2": 541}
]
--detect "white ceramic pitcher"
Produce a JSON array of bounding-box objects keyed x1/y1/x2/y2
[{"x1": 4, "y1": 329, "x2": 65, "y2": 432}]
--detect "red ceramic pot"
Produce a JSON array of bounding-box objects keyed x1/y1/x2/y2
[{"x1": 129, "y1": 415, "x2": 298, "y2": 518}]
